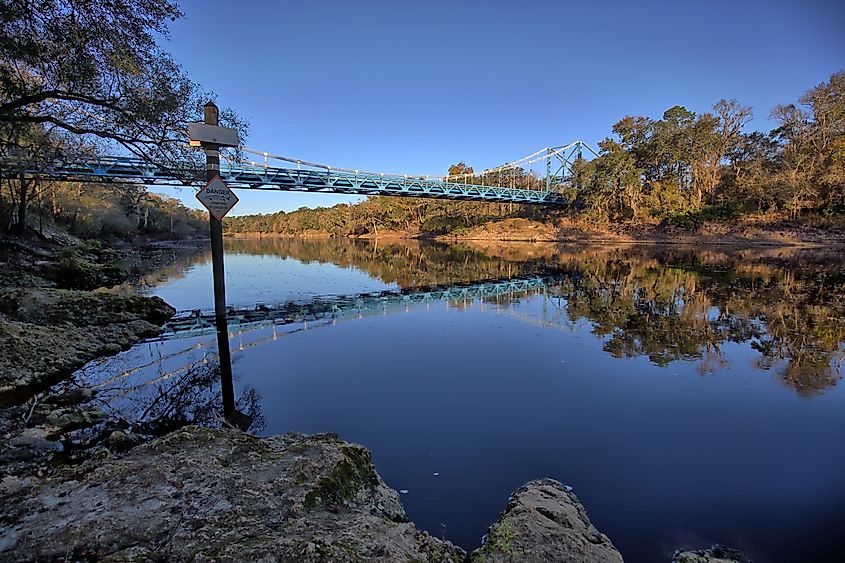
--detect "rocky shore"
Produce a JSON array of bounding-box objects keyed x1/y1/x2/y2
[
  {"x1": 0, "y1": 236, "x2": 175, "y2": 406},
  {"x1": 0, "y1": 424, "x2": 753, "y2": 562},
  {"x1": 0, "y1": 287, "x2": 174, "y2": 403},
  {"x1": 0, "y1": 425, "x2": 624, "y2": 562},
  {"x1": 0, "y1": 235, "x2": 177, "y2": 478}
]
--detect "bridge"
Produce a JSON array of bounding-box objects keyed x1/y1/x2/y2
[{"x1": 0, "y1": 141, "x2": 596, "y2": 205}]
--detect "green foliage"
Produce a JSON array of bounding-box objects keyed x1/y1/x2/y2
[
  {"x1": 660, "y1": 205, "x2": 740, "y2": 230},
  {"x1": 821, "y1": 204, "x2": 845, "y2": 217},
  {"x1": 0, "y1": 0, "x2": 245, "y2": 236},
  {"x1": 575, "y1": 139, "x2": 644, "y2": 221},
  {"x1": 224, "y1": 198, "x2": 534, "y2": 237},
  {"x1": 0, "y1": 0, "x2": 237, "y2": 164},
  {"x1": 1, "y1": 179, "x2": 206, "y2": 240}
]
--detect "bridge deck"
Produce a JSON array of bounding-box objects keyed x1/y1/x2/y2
[{"x1": 0, "y1": 156, "x2": 570, "y2": 205}]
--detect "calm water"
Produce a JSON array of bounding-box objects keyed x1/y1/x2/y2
[{"x1": 78, "y1": 237, "x2": 845, "y2": 562}]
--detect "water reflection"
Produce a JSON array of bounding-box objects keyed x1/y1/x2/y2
[
  {"x1": 68, "y1": 237, "x2": 845, "y2": 562},
  {"x1": 116, "y1": 238, "x2": 845, "y2": 397},
  {"x1": 540, "y1": 247, "x2": 845, "y2": 396}
]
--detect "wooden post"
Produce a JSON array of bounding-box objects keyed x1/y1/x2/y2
[{"x1": 203, "y1": 101, "x2": 236, "y2": 420}]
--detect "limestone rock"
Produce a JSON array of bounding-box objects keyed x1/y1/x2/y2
[
  {"x1": 105, "y1": 430, "x2": 143, "y2": 453},
  {"x1": 0, "y1": 287, "x2": 175, "y2": 403},
  {"x1": 0, "y1": 426, "x2": 465, "y2": 562},
  {"x1": 0, "y1": 287, "x2": 175, "y2": 327},
  {"x1": 470, "y1": 478, "x2": 623, "y2": 563}
]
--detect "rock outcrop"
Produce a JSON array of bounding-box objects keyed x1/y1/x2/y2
[
  {"x1": 0, "y1": 287, "x2": 175, "y2": 404},
  {"x1": 0, "y1": 426, "x2": 465, "y2": 562},
  {"x1": 4, "y1": 424, "x2": 745, "y2": 562},
  {"x1": 470, "y1": 478, "x2": 623, "y2": 563}
]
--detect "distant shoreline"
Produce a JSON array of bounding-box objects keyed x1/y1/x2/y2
[{"x1": 224, "y1": 219, "x2": 845, "y2": 248}]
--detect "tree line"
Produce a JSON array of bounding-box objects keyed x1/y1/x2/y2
[
  {"x1": 575, "y1": 72, "x2": 844, "y2": 223},
  {"x1": 0, "y1": 178, "x2": 208, "y2": 239}
]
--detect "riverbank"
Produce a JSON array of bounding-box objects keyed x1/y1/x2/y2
[
  {"x1": 0, "y1": 233, "x2": 179, "y2": 478},
  {"x1": 0, "y1": 235, "x2": 176, "y2": 402},
  {"x1": 440, "y1": 216, "x2": 845, "y2": 246}
]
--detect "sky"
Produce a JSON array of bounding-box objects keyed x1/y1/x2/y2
[{"x1": 153, "y1": 0, "x2": 845, "y2": 215}]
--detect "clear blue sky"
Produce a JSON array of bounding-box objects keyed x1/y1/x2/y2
[{"x1": 153, "y1": 0, "x2": 845, "y2": 215}]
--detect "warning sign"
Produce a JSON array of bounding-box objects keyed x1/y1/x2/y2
[{"x1": 196, "y1": 176, "x2": 238, "y2": 221}]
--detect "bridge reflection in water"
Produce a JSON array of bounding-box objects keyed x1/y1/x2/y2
[
  {"x1": 158, "y1": 275, "x2": 562, "y2": 340},
  {"x1": 60, "y1": 239, "x2": 845, "y2": 563},
  {"x1": 77, "y1": 271, "x2": 574, "y2": 431}
]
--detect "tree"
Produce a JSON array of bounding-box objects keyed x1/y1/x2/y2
[
  {"x1": 721, "y1": 131, "x2": 779, "y2": 210},
  {"x1": 578, "y1": 139, "x2": 643, "y2": 221},
  {"x1": 709, "y1": 99, "x2": 752, "y2": 204},
  {"x1": 0, "y1": 0, "x2": 245, "y2": 233},
  {"x1": 713, "y1": 99, "x2": 753, "y2": 157},
  {"x1": 768, "y1": 71, "x2": 845, "y2": 215},
  {"x1": 798, "y1": 71, "x2": 845, "y2": 207},
  {"x1": 447, "y1": 162, "x2": 474, "y2": 182},
  {"x1": 771, "y1": 102, "x2": 818, "y2": 215}
]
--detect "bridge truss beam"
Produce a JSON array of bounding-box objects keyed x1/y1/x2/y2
[{"x1": 0, "y1": 156, "x2": 570, "y2": 205}]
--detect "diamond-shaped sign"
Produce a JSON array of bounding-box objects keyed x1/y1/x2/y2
[{"x1": 196, "y1": 176, "x2": 238, "y2": 221}]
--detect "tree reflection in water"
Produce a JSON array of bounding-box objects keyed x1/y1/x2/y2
[
  {"x1": 541, "y1": 248, "x2": 845, "y2": 396},
  {"x1": 131, "y1": 362, "x2": 265, "y2": 435},
  {"x1": 90, "y1": 239, "x2": 845, "y2": 409},
  {"x1": 74, "y1": 357, "x2": 265, "y2": 436}
]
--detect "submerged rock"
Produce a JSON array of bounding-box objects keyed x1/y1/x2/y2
[
  {"x1": 470, "y1": 478, "x2": 623, "y2": 563},
  {"x1": 0, "y1": 426, "x2": 465, "y2": 562},
  {"x1": 673, "y1": 545, "x2": 751, "y2": 563}
]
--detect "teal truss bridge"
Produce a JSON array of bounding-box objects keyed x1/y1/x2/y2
[{"x1": 0, "y1": 141, "x2": 597, "y2": 205}]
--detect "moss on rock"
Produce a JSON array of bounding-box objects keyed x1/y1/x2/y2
[
  {"x1": 304, "y1": 444, "x2": 380, "y2": 510},
  {"x1": 42, "y1": 241, "x2": 128, "y2": 291},
  {"x1": 470, "y1": 479, "x2": 622, "y2": 563}
]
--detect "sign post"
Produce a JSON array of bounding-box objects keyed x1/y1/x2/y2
[{"x1": 190, "y1": 101, "x2": 246, "y2": 428}]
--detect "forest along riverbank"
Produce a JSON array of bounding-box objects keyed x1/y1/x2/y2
[{"x1": 1, "y1": 234, "x2": 781, "y2": 562}]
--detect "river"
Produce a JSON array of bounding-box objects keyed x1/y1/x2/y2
[{"x1": 74, "y1": 237, "x2": 845, "y2": 562}]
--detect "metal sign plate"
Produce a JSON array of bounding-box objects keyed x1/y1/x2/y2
[
  {"x1": 187, "y1": 122, "x2": 239, "y2": 147},
  {"x1": 196, "y1": 176, "x2": 239, "y2": 221}
]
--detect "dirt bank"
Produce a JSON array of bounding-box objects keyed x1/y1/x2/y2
[{"x1": 226, "y1": 215, "x2": 845, "y2": 247}]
